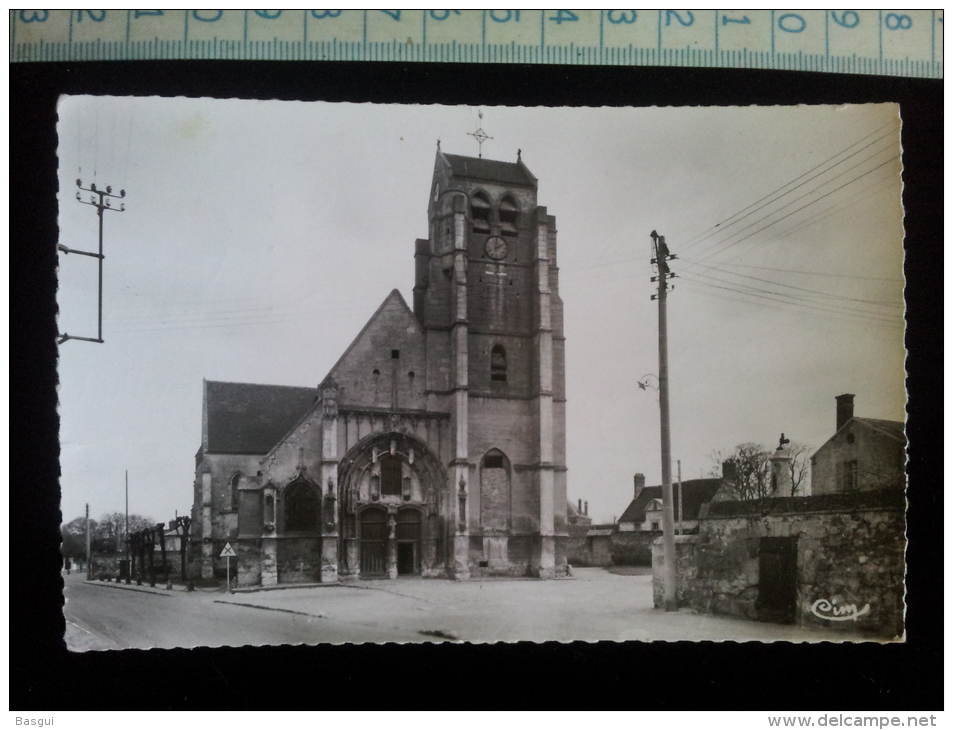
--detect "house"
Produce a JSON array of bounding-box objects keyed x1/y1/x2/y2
[
  {"x1": 565, "y1": 499, "x2": 615, "y2": 567},
  {"x1": 651, "y1": 394, "x2": 907, "y2": 637},
  {"x1": 567, "y1": 499, "x2": 592, "y2": 528},
  {"x1": 191, "y1": 148, "x2": 570, "y2": 586},
  {"x1": 618, "y1": 472, "x2": 723, "y2": 533},
  {"x1": 810, "y1": 394, "x2": 906, "y2": 495}
]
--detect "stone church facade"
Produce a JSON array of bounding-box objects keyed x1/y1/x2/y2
[{"x1": 191, "y1": 149, "x2": 569, "y2": 586}]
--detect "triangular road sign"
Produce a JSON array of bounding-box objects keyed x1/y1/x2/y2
[{"x1": 219, "y1": 542, "x2": 237, "y2": 558}]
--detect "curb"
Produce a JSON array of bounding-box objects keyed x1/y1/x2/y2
[
  {"x1": 213, "y1": 599, "x2": 327, "y2": 619},
  {"x1": 85, "y1": 580, "x2": 173, "y2": 597}
]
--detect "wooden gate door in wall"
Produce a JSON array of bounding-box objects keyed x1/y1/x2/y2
[
  {"x1": 757, "y1": 537, "x2": 798, "y2": 623},
  {"x1": 360, "y1": 508, "x2": 387, "y2": 576}
]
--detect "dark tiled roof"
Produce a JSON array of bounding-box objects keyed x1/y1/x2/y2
[
  {"x1": 206, "y1": 380, "x2": 318, "y2": 454},
  {"x1": 618, "y1": 479, "x2": 723, "y2": 524},
  {"x1": 854, "y1": 417, "x2": 906, "y2": 443},
  {"x1": 443, "y1": 153, "x2": 536, "y2": 187}
]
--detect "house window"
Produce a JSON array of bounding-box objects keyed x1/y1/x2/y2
[
  {"x1": 651, "y1": 522, "x2": 660, "y2": 531},
  {"x1": 380, "y1": 454, "x2": 402, "y2": 496},
  {"x1": 840, "y1": 460, "x2": 859, "y2": 491},
  {"x1": 285, "y1": 481, "x2": 318, "y2": 532},
  {"x1": 471, "y1": 193, "x2": 491, "y2": 233},
  {"x1": 500, "y1": 196, "x2": 519, "y2": 237},
  {"x1": 490, "y1": 345, "x2": 507, "y2": 383}
]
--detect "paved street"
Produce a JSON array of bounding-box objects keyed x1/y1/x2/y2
[{"x1": 64, "y1": 568, "x2": 874, "y2": 651}]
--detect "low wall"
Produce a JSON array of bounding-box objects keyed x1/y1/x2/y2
[
  {"x1": 611, "y1": 531, "x2": 658, "y2": 566},
  {"x1": 652, "y1": 490, "x2": 905, "y2": 638},
  {"x1": 567, "y1": 524, "x2": 615, "y2": 567}
]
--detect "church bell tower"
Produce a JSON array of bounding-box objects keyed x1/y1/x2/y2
[{"x1": 413, "y1": 145, "x2": 568, "y2": 579}]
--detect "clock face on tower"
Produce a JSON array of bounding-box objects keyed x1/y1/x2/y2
[{"x1": 485, "y1": 235, "x2": 508, "y2": 261}]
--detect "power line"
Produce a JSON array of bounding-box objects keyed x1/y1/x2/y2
[
  {"x1": 565, "y1": 169, "x2": 898, "y2": 283},
  {"x1": 689, "y1": 154, "x2": 900, "y2": 267},
  {"x1": 679, "y1": 260, "x2": 903, "y2": 307},
  {"x1": 706, "y1": 260, "x2": 902, "y2": 283},
  {"x1": 679, "y1": 121, "x2": 898, "y2": 253},
  {"x1": 110, "y1": 299, "x2": 384, "y2": 334},
  {"x1": 687, "y1": 145, "x2": 899, "y2": 265},
  {"x1": 680, "y1": 272, "x2": 902, "y2": 325},
  {"x1": 106, "y1": 295, "x2": 381, "y2": 324},
  {"x1": 678, "y1": 279, "x2": 902, "y2": 340},
  {"x1": 720, "y1": 172, "x2": 898, "y2": 263}
]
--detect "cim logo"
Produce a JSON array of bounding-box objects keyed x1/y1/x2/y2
[{"x1": 811, "y1": 598, "x2": 871, "y2": 621}]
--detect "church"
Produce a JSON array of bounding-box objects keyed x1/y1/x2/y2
[{"x1": 190, "y1": 146, "x2": 570, "y2": 586}]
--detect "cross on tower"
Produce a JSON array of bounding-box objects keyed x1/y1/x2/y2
[{"x1": 468, "y1": 110, "x2": 493, "y2": 159}]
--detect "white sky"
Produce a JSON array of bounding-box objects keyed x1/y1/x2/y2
[{"x1": 56, "y1": 98, "x2": 905, "y2": 525}]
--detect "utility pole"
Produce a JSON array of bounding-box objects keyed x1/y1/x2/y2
[
  {"x1": 124, "y1": 470, "x2": 130, "y2": 582},
  {"x1": 85, "y1": 503, "x2": 91, "y2": 581},
  {"x1": 677, "y1": 459, "x2": 683, "y2": 536},
  {"x1": 650, "y1": 230, "x2": 678, "y2": 611},
  {"x1": 57, "y1": 180, "x2": 125, "y2": 345}
]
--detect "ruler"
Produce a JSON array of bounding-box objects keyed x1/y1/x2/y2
[{"x1": 10, "y1": 9, "x2": 942, "y2": 78}]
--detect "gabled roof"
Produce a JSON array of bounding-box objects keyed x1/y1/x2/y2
[
  {"x1": 442, "y1": 153, "x2": 537, "y2": 187},
  {"x1": 853, "y1": 417, "x2": 906, "y2": 443},
  {"x1": 205, "y1": 380, "x2": 318, "y2": 454},
  {"x1": 618, "y1": 479, "x2": 723, "y2": 524},
  {"x1": 323, "y1": 289, "x2": 420, "y2": 384}
]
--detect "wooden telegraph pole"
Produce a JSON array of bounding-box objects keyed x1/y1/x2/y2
[
  {"x1": 85, "y1": 503, "x2": 91, "y2": 580},
  {"x1": 650, "y1": 230, "x2": 678, "y2": 611}
]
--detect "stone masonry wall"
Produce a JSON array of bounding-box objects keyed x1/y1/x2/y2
[{"x1": 653, "y1": 490, "x2": 905, "y2": 637}]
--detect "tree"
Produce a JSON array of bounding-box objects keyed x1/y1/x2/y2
[
  {"x1": 710, "y1": 441, "x2": 813, "y2": 500},
  {"x1": 61, "y1": 512, "x2": 154, "y2": 558},
  {"x1": 784, "y1": 441, "x2": 812, "y2": 497},
  {"x1": 93, "y1": 512, "x2": 154, "y2": 552},
  {"x1": 61, "y1": 516, "x2": 94, "y2": 562}
]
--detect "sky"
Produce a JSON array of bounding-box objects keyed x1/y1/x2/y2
[{"x1": 56, "y1": 98, "x2": 905, "y2": 525}]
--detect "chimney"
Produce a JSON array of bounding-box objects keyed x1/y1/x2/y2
[
  {"x1": 836, "y1": 393, "x2": 855, "y2": 432},
  {"x1": 578, "y1": 499, "x2": 582, "y2": 513},
  {"x1": 584, "y1": 501, "x2": 589, "y2": 516},
  {"x1": 634, "y1": 473, "x2": 645, "y2": 497},
  {"x1": 722, "y1": 459, "x2": 737, "y2": 482}
]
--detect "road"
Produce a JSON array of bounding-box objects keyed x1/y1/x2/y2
[{"x1": 63, "y1": 568, "x2": 872, "y2": 651}]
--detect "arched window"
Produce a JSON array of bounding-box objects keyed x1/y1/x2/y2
[
  {"x1": 500, "y1": 195, "x2": 519, "y2": 237},
  {"x1": 380, "y1": 454, "x2": 403, "y2": 496},
  {"x1": 230, "y1": 473, "x2": 241, "y2": 512},
  {"x1": 491, "y1": 345, "x2": 507, "y2": 383},
  {"x1": 284, "y1": 481, "x2": 319, "y2": 532},
  {"x1": 471, "y1": 193, "x2": 491, "y2": 234}
]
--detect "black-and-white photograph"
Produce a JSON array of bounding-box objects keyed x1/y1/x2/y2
[{"x1": 56, "y1": 97, "x2": 906, "y2": 650}]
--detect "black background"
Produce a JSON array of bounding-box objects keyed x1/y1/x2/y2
[{"x1": 11, "y1": 59, "x2": 942, "y2": 710}]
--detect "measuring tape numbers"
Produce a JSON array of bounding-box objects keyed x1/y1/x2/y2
[{"x1": 9, "y1": 9, "x2": 942, "y2": 79}]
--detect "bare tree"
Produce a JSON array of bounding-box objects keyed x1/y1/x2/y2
[
  {"x1": 711, "y1": 443, "x2": 772, "y2": 501},
  {"x1": 96, "y1": 512, "x2": 154, "y2": 549},
  {"x1": 711, "y1": 442, "x2": 813, "y2": 499},
  {"x1": 785, "y1": 441, "x2": 812, "y2": 497}
]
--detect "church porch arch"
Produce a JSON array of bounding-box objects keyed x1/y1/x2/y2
[{"x1": 338, "y1": 431, "x2": 450, "y2": 580}]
